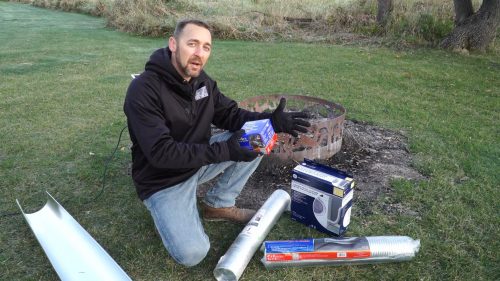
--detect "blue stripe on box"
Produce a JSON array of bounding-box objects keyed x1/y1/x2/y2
[{"x1": 265, "y1": 239, "x2": 314, "y2": 253}]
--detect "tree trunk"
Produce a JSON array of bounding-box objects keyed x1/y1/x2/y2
[
  {"x1": 453, "y1": 0, "x2": 474, "y2": 25},
  {"x1": 441, "y1": 0, "x2": 500, "y2": 52},
  {"x1": 376, "y1": 0, "x2": 393, "y2": 26}
]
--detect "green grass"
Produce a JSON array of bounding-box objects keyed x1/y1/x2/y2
[{"x1": 1, "y1": 2, "x2": 499, "y2": 280}]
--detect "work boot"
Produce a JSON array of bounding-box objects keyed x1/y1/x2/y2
[{"x1": 201, "y1": 203, "x2": 256, "y2": 224}]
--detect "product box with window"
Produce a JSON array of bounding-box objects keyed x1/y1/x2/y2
[
  {"x1": 291, "y1": 159, "x2": 355, "y2": 236},
  {"x1": 238, "y1": 119, "x2": 277, "y2": 154}
]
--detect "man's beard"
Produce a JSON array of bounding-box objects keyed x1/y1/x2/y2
[{"x1": 176, "y1": 52, "x2": 202, "y2": 78}]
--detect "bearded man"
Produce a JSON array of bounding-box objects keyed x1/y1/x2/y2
[{"x1": 124, "y1": 19, "x2": 309, "y2": 266}]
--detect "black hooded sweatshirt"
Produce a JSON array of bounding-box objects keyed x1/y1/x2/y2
[{"x1": 124, "y1": 48, "x2": 268, "y2": 200}]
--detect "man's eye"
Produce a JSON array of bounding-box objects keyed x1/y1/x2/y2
[
  {"x1": 187, "y1": 42, "x2": 196, "y2": 47},
  {"x1": 204, "y1": 46, "x2": 211, "y2": 52}
]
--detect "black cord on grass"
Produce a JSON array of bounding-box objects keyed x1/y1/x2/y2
[
  {"x1": 0, "y1": 125, "x2": 129, "y2": 218},
  {"x1": 83, "y1": 125, "x2": 128, "y2": 204}
]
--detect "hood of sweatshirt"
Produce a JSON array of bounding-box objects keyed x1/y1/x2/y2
[{"x1": 144, "y1": 48, "x2": 208, "y2": 100}]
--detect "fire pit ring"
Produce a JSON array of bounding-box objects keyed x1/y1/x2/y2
[{"x1": 239, "y1": 94, "x2": 346, "y2": 161}]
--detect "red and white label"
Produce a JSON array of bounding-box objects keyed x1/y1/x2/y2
[{"x1": 266, "y1": 250, "x2": 371, "y2": 261}]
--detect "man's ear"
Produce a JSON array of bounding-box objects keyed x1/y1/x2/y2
[{"x1": 168, "y1": 36, "x2": 177, "y2": 53}]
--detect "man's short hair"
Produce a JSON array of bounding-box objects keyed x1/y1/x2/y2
[{"x1": 173, "y1": 19, "x2": 212, "y2": 38}]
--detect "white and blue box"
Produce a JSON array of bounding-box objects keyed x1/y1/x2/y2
[
  {"x1": 291, "y1": 159, "x2": 355, "y2": 236},
  {"x1": 239, "y1": 119, "x2": 277, "y2": 154}
]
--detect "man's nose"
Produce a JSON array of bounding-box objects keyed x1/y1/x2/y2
[
  {"x1": 194, "y1": 46, "x2": 207, "y2": 57},
  {"x1": 193, "y1": 46, "x2": 202, "y2": 56}
]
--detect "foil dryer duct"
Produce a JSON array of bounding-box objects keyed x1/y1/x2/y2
[{"x1": 261, "y1": 236, "x2": 420, "y2": 268}]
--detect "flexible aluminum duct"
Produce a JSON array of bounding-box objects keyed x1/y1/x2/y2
[
  {"x1": 213, "y1": 189, "x2": 291, "y2": 281},
  {"x1": 261, "y1": 236, "x2": 420, "y2": 268}
]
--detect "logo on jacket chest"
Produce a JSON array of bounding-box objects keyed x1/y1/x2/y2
[{"x1": 195, "y1": 86, "x2": 209, "y2": 101}]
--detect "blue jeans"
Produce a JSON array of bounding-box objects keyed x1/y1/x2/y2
[{"x1": 143, "y1": 132, "x2": 263, "y2": 267}]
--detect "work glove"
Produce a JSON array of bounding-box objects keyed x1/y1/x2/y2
[
  {"x1": 271, "y1": 98, "x2": 311, "y2": 137},
  {"x1": 227, "y1": 130, "x2": 260, "y2": 162}
]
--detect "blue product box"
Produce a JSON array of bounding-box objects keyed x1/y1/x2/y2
[
  {"x1": 290, "y1": 159, "x2": 355, "y2": 236},
  {"x1": 239, "y1": 119, "x2": 277, "y2": 154}
]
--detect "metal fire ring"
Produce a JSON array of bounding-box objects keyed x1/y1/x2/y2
[{"x1": 239, "y1": 94, "x2": 346, "y2": 161}]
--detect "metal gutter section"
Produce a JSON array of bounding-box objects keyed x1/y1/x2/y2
[{"x1": 16, "y1": 191, "x2": 132, "y2": 281}]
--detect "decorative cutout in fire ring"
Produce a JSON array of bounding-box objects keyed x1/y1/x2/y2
[{"x1": 239, "y1": 94, "x2": 346, "y2": 161}]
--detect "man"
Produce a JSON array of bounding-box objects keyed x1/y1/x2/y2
[{"x1": 124, "y1": 19, "x2": 309, "y2": 267}]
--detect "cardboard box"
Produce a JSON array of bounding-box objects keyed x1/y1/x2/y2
[
  {"x1": 239, "y1": 119, "x2": 277, "y2": 154},
  {"x1": 291, "y1": 159, "x2": 355, "y2": 236}
]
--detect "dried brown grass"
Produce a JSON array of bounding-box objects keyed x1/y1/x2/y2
[
  {"x1": 25, "y1": 0, "x2": 111, "y2": 17},
  {"x1": 10, "y1": 0, "x2": 485, "y2": 43},
  {"x1": 106, "y1": 0, "x2": 176, "y2": 37}
]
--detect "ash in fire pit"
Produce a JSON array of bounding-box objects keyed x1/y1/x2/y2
[{"x1": 199, "y1": 119, "x2": 425, "y2": 220}]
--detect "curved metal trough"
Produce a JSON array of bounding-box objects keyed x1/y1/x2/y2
[{"x1": 16, "y1": 192, "x2": 132, "y2": 281}]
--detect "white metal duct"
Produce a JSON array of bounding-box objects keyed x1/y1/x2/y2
[{"x1": 213, "y1": 189, "x2": 291, "y2": 281}]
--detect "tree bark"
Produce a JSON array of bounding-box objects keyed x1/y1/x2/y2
[
  {"x1": 376, "y1": 0, "x2": 393, "y2": 26},
  {"x1": 441, "y1": 0, "x2": 500, "y2": 52},
  {"x1": 453, "y1": 0, "x2": 474, "y2": 25}
]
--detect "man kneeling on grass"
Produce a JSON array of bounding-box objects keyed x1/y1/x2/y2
[{"x1": 124, "y1": 19, "x2": 309, "y2": 266}]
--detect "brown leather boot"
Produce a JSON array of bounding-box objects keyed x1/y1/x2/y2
[{"x1": 201, "y1": 203, "x2": 256, "y2": 224}]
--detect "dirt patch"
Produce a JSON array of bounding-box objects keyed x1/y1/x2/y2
[{"x1": 198, "y1": 120, "x2": 425, "y2": 218}]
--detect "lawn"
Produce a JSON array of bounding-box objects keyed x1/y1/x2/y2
[{"x1": 0, "y1": 2, "x2": 498, "y2": 280}]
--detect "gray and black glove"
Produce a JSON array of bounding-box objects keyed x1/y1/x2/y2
[
  {"x1": 227, "y1": 130, "x2": 260, "y2": 162},
  {"x1": 271, "y1": 98, "x2": 311, "y2": 137}
]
